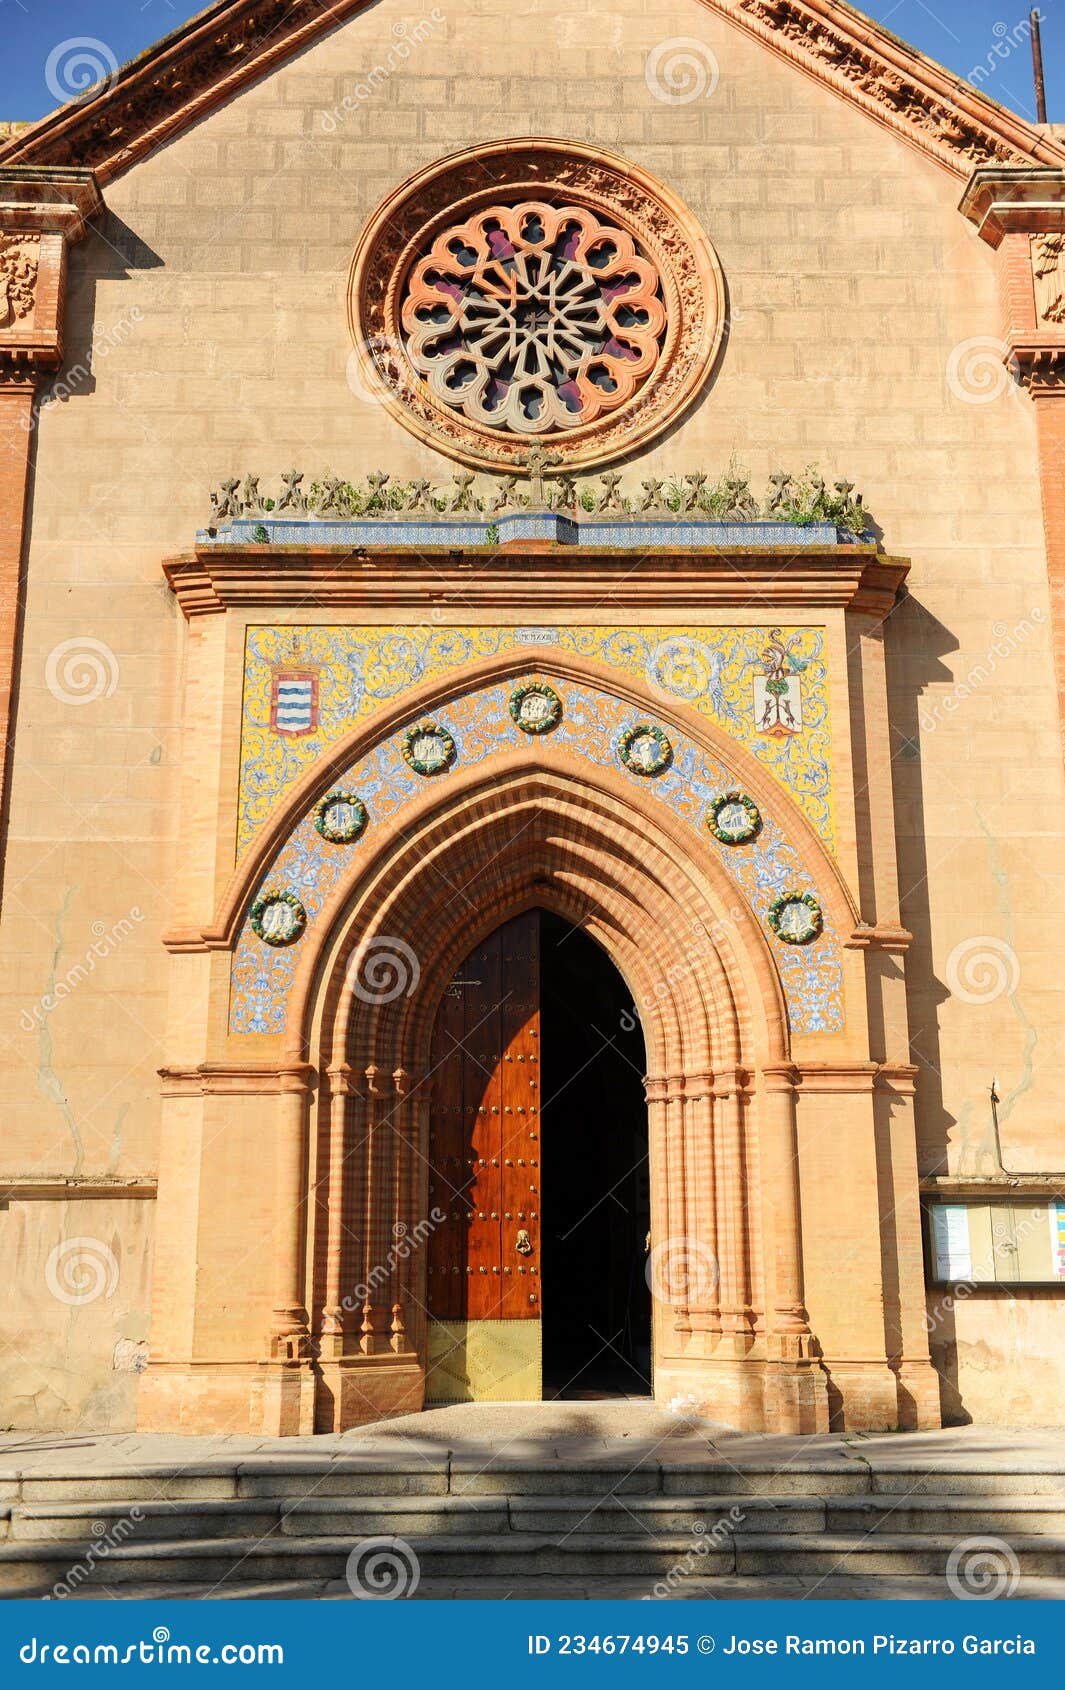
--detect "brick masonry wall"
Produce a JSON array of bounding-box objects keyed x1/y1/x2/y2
[{"x1": 3, "y1": 0, "x2": 1062, "y2": 1427}]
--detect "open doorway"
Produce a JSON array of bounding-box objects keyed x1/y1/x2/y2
[{"x1": 539, "y1": 912, "x2": 651, "y2": 1398}]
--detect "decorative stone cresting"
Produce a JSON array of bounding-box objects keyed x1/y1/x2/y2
[
  {"x1": 205, "y1": 464, "x2": 870, "y2": 532},
  {"x1": 0, "y1": 233, "x2": 38, "y2": 329}
]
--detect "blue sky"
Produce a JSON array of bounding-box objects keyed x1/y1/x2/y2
[{"x1": 0, "y1": 0, "x2": 1060, "y2": 124}]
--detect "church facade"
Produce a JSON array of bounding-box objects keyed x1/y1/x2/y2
[{"x1": 1, "y1": 0, "x2": 1064, "y2": 1437}]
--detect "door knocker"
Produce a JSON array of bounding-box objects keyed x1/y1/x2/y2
[{"x1": 515, "y1": 1229, "x2": 533, "y2": 1256}]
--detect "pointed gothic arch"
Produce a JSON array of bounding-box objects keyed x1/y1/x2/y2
[{"x1": 261, "y1": 759, "x2": 830, "y2": 1434}]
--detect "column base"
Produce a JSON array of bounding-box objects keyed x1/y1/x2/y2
[
  {"x1": 891, "y1": 1358, "x2": 943, "y2": 1430},
  {"x1": 260, "y1": 1361, "x2": 316, "y2": 1436},
  {"x1": 315, "y1": 1357, "x2": 424, "y2": 1432},
  {"x1": 762, "y1": 1359, "x2": 830, "y2": 1433},
  {"x1": 821, "y1": 1358, "x2": 901, "y2": 1430},
  {"x1": 138, "y1": 1361, "x2": 267, "y2": 1434}
]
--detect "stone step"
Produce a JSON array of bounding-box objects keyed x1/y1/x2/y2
[
  {"x1": 12, "y1": 1573, "x2": 1065, "y2": 1602},
  {"x1": 826, "y1": 1495, "x2": 1065, "y2": 1535},
  {"x1": 0, "y1": 1533, "x2": 731, "y2": 1591},
  {"x1": 733, "y1": 1533, "x2": 1065, "y2": 1578},
  {"x1": 450, "y1": 1463, "x2": 869, "y2": 1497},
  {"x1": 13, "y1": 1464, "x2": 447, "y2": 1504},
  {"x1": 869, "y1": 1468, "x2": 1065, "y2": 1496},
  {"x1": 8, "y1": 1500, "x2": 284, "y2": 1544},
  {"x1": 279, "y1": 1494, "x2": 823, "y2": 1536},
  {"x1": 3, "y1": 1529, "x2": 1065, "y2": 1592},
  {"x1": 18, "y1": 1458, "x2": 1064, "y2": 1504}
]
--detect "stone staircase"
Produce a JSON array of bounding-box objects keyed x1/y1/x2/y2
[{"x1": 3, "y1": 1448, "x2": 1065, "y2": 1598}]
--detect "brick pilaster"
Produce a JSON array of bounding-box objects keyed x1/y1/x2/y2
[
  {"x1": 960, "y1": 168, "x2": 1065, "y2": 753},
  {"x1": 0, "y1": 169, "x2": 101, "y2": 904}
]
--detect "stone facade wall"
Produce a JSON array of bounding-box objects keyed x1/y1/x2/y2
[
  {"x1": 0, "y1": 1195, "x2": 153, "y2": 1430},
  {"x1": 3, "y1": 0, "x2": 1062, "y2": 1427}
]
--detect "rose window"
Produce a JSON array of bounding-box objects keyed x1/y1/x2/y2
[
  {"x1": 348, "y1": 140, "x2": 725, "y2": 471},
  {"x1": 402, "y1": 204, "x2": 666, "y2": 436}
]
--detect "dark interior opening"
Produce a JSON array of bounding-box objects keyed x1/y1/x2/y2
[{"x1": 539, "y1": 911, "x2": 652, "y2": 1399}]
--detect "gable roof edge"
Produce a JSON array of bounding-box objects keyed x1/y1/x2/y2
[{"x1": 0, "y1": 0, "x2": 1061, "y2": 184}]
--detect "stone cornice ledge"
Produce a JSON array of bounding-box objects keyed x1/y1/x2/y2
[
  {"x1": 0, "y1": 1174, "x2": 157, "y2": 1199},
  {"x1": 163, "y1": 546, "x2": 908, "y2": 620},
  {"x1": 159, "y1": 1061, "x2": 314, "y2": 1096},
  {"x1": 846, "y1": 921, "x2": 913, "y2": 952},
  {"x1": 959, "y1": 167, "x2": 1065, "y2": 244}
]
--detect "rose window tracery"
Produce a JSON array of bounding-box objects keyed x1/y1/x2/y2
[
  {"x1": 348, "y1": 140, "x2": 726, "y2": 471},
  {"x1": 402, "y1": 204, "x2": 667, "y2": 436}
]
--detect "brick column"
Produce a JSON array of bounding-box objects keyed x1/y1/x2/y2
[
  {"x1": 269, "y1": 1067, "x2": 314, "y2": 1358},
  {"x1": 960, "y1": 168, "x2": 1065, "y2": 750},
  {"x1": 1027, "y1": 360, "x2": 1065, "y2": 750},
  {"x1": 0, "y1": 169, "x2": 101, "y2": 900}
]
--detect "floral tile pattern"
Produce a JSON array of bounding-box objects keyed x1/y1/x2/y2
[
  {"x1": 238, "y1": 624, "x2": 834, "y2": 856},
  {"x1": 229, "y1": 677, "x2": 844, "y2": 1037}
]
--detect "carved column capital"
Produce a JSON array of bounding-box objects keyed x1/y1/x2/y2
[
  {"x1": 0, "y1": 168, "x2": 101, "y2": 384},
  {"x1": 960, "y1": 168, "x2": 1065, "y2": 394},
  {"x1": 760, "y1": 1062, "x2": 800, "y2": 1095},
  {"x1": 711, "y1": 1066, "x2": 750, "y2": 1100}
]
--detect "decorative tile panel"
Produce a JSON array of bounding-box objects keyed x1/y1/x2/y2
[
  {"x1": 238, "y1": 624, "x2": 834, "y2": 855},
  {"x1": 229, "y1": 677, "x2": 843, "y2": 1039}
]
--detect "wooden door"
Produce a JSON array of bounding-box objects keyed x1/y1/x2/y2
[{"x1": 426, "y1": 912, "x2": 541, "y2": 1397}]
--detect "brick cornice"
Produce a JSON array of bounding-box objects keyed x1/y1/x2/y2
[
  {"x1": 0, "y1": 0, "x2": 1059, "y2": 188},
  {"x1": 716, "y1": 0, "x2": 1065, "y2": 178},
  {"x1": 159, "y1": 1060, "x2": 314, "y2": 1096},
  {"x1": 960, "y1": 167, "x2": 1065, "y2": 245},
  {"x1": 0, "y1": 169, "x2": 103, "y2": 379},
  {"x1": 163, "y1": 545, "x2": 909, "y2": 619}
]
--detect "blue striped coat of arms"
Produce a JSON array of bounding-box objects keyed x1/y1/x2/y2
[{"x1": 270, "y1": 671, "x2": 318, "y2": 737}]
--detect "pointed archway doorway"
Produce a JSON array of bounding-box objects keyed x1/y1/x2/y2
[
  {"x1": 424, "y1": 907, "x2": 652, "y2": 1405},
  {"x1": 293, "y1": 763, "x2": 837, "y2": 1438}
]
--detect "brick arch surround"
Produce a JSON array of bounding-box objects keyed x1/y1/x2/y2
[{"x1": 277, "y1": 762, "x2": 832, "y2": 1435}]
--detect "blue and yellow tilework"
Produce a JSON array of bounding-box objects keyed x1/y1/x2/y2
[
  {"x1": 238, "y1": 625, "x2": 834, "y2": 857},
  {"x1": 229, "y1": 673, "x2": 844, "y2": 1038}
]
